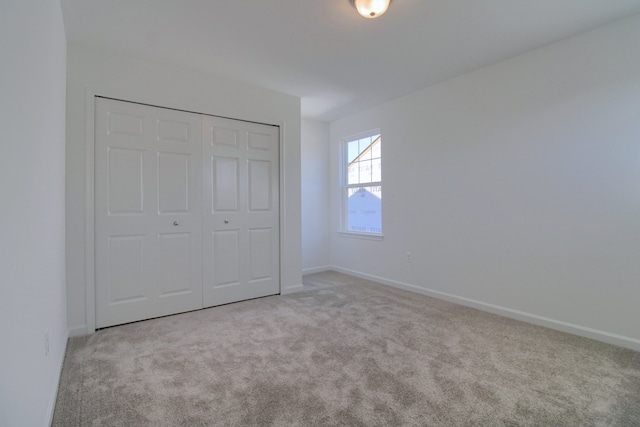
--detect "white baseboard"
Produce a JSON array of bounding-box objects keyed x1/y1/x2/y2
[
  {"x1": 281, "y1": 284, "x2": 304, "y2": 295},
  {"x1": 302, "y1": 265, "x2": 332, "y2": 275},
  {"x1": 329, "y1": 266, "x2": 640, "y2": 352},
  {"x1": 45, "y1": 329, "x2": 69, "y2": 427},
  {"x1": 68, "y1": 325, "x2": 88, "y2": 337}
]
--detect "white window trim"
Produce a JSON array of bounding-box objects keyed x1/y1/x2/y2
[
  {"x1": 338, "y1": 230, "x2": 384, "y2": 241},
  {"x1": 339, "y1": 129, "x2": 383, "y2": 239}
]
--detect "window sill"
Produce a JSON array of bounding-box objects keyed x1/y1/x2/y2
[{"x1": 338, "y1": 231, "x2": 384, "y2": 241}]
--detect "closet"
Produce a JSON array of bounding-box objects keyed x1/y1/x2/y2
[{"x1": 94, "y1": 97, "x2": 280, "y2": 328}]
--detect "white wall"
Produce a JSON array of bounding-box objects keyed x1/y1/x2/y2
[
  {"x1": 301, "y1": 119, "x2": 331, "y2": 273},
  {"x1": 330, "y1": 14, "x2": 640, "y2": 350},
  {"x1": 66, "y1": 46, "x2": 302, "y2": 335},
  {"x1": 0, "y1": 1, "x2": 68, "y2": 425}
]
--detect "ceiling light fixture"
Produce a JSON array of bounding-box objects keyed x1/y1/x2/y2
[{"x1": 351, "y1": 0, "x2": 392, "y2": 19}]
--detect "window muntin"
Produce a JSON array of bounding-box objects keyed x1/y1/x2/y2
[{"x1": 343, "y1": 132, "x2": 382, "y2": 235}]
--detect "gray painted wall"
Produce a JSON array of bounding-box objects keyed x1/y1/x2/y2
[
  {"x1": 0, "y1": 1, "x2": 68, "y2": 425},
  {"x1": 302, "y1": 119, "x2": 331, "y2": 272},
  {"x1": 329, "y1": 15, "x2": 640, "y2": 350}
]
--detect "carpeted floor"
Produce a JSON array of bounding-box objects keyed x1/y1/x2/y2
[{"x1": 53, "y1": 271, "x2": 640, "y2": 426}]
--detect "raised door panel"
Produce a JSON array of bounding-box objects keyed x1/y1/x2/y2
[
  {"x1": 107, "y1": 235, "x2": 147, "y2": 304},
  {"x1": 247, "y1": 131, "x2": 271, "y2": 151},
  {"x1": 248, "y1": 228, "x2": 273, "y2": 282},
  {"x1": 158, "y1": 233, "x2": 192, "y2": 297},
  {"x1": 211, "y1": 230, "x2": 241, "y2": 288},
  {"x1": 157, "y1": 118, "x2": 191, "y2": 143},
  {"x1": 157, "y1": 152, "x2": 189, "y2": 214},
  {"x1": 212, "y1": 126, "x2": 239, "y2": 148},
  {"x1": 212, "y1": 157, "x2": 239, "y2": 212},
  {"x1": 108, "y1": 148, "x2": 145, "y2": 215},
  {"x1": 107, "y1": 112, "x2": 145, "y2": 145},
  {"x1": 248, "y1": 160, "x2": 272, "y2": 211}
]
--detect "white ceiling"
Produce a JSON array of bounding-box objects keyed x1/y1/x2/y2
[{"x1": 61, "y1": 0, "x2": 640, "y2": 122}]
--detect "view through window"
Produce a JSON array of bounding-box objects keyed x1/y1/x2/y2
[{"x1": 344, "y1": 132, "x2": 382, "y2": 234}]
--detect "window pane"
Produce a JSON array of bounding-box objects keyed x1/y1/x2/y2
[
  {"x1": 371, "y1": 136, "x2": 381, "y2": 158},
  {"x1": 359, "y1": 137, "x2": 372, "y2": 161},
  {"x1": 348, "y1": 162, "x2": 359, "y2": 185},
  {"x1": 347, "y1": 140, "x2": 360, "y2": 164},
  {"x1": 347, "y1": 185, "x2": 382, "y2": 233},
  {"x1": 372, "y1": 157, "x2": 381, "y2": 182},
  {"x1": 359, "y1": 160, "x2": 372, "y2": 183}
]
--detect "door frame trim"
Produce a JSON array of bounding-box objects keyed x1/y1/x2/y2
[
  {"x1": 84, "y1": 89, "x2": 97, "y2": 333},
  {"x1": 83, "y1": 89, "x2": 285, "y2": 333}
]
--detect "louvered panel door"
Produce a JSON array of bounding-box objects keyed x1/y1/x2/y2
[
  {"x1": 95, "y1": 98, "x2": 203, "y2": 328},
  {"x1": 202, "y1": 115, "x2": 280, "y2": 307}
]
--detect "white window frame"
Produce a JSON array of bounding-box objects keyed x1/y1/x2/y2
[{"x1": 339, "y1": 129, "x2": 383, "y2": 240}]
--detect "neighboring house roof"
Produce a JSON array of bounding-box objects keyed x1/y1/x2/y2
[{"x1": 349, "y1": 136, "x2": 381, "y2": 167}]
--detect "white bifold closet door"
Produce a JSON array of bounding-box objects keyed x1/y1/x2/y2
[
  {"x1": 94, "y1": 97, "x2": 279, "y2": 329},
  {"x1": 202, "y1": 116, "x2": 280, "y2": 307}
]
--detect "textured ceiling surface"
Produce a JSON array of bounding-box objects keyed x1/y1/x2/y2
[{"x1": 61, "y1": 0, "x2": 640, "y2": 121}]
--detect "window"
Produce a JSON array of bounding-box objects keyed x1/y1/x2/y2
[{"x1": 342, "y1": 131, "x2": 382, "y2": 236}]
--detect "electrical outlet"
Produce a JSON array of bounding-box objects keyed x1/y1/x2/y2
[
  {"x1": 405, "y1": 251, "x2": 412, "y2": 263},
  {"x1": 45, "y1": 331, "x2": 49, "y2": 356}
]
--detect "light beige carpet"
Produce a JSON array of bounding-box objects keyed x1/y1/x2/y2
[{"x1": 53, "y1": 271, "x2": 640, "y2": 426}]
